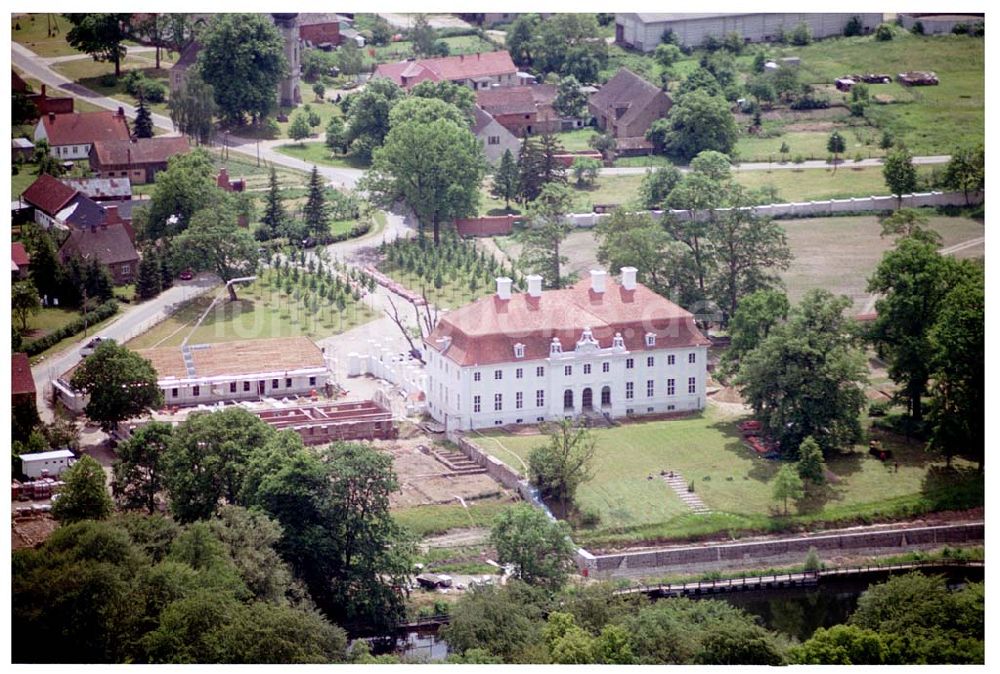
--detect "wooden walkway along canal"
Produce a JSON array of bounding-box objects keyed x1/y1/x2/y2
[{"x1": 613, "y1": 559, "x2": 984, "y2": 599}]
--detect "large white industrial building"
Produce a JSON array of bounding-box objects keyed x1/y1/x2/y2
[
  {"x1": 423, "y1": 268, "x2": 711, "y2": 431},
  {"x1": 615, "y1": 13, "x2": 884, "y2": 51}
]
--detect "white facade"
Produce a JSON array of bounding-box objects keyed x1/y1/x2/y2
[
  {"x1": 160, "y1": 366, "x2": 329, "y2": 407},
  {"x1": 425, "y1": 330, "x2": 708, "y2": 432},
  {"x1": 32, "y1": 123, "x2": 92, "y2": 160},
  {"x1": 616, "y1": 13, "x2": 884, "y2": 51},
  {"x1": 20, "y1": 449, "x2": 75, "y2": 479}
]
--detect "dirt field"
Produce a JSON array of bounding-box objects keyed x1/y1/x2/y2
[
  {"x1": 11, "y1": 515, "x2": 58, "y2": 550},
  {"x1": 380, "y1": 438, "x2": 507, "y2": 509}
]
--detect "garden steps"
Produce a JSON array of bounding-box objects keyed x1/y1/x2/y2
[
  {"x1": 419, "y1": 445, "x2": 488, "y2": 476},
  {"x1": 662, "y1": 472, "x2": 712, "y2": 515}
]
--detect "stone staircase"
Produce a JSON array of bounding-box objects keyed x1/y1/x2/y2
[
  {"x1": 420, "y1": 445, "x2": 487, "y2": 476},
  {"x1": 662, "y1": 471, "x2": 711, "y2": 515}
]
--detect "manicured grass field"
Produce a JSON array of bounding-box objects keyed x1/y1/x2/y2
[
  {"x1": 732, "y1": 164, "x2": 935, "y2": 203},
  {"x1": 476, "y1": 405, "x2": 982, "y2": 547},
  {"x1": 554, "y1": 129, "x2": 599, "y2": 152},
  {"x1": 125, "y1": 275, "x2": 377, "y2": 350},
  {"x1": 734, "y1": 126, "x2": 886, "y2": 164},
  {"x1": 273, "y1": 142, "x2": 369, "y2": 170},
  {"x1": 22, "y1": 307, "x2": 84, "y2": 340}
]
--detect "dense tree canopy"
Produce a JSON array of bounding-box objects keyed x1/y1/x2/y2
[
  {"x1": 490, "y1": 504, "x2": 576, "y2": 591},
  {"x1": 344, "y1": 78, "x2": 404, "y2": 160},
  {"x1": 70, "y1": 341, "x2": 163, "y2": 431},
  {"x1": 143, "y1": 149, "x2": 219, "y2": 240},
  {"x1": 197, "y1": 13, "x2": 287, "y2": 125},
  {"x1": 648, "y1": 89, "x2": 739, "y2": 160},
  {"x1": 65, "y1": 14, "x2": 132, "y2": 77},
  {"x1": 52, "y1": 454, "x2": 114, "y2": 523},
  {"x1": 172, "y1": 198, "x2": 259, "y2": 301}
]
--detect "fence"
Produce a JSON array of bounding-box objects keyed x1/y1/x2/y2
[{"x1": 454, "y1": 214, "x2": 521, "y2": 237}]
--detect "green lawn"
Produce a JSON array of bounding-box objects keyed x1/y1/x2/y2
[
  {"x1": 12, "y1": 13, "x2": 81, "y2": 57},
  {"x1": 273, "y1": 142, "x2": 369, "y2": 170},
  {"x1": 773, "y1": 32, "x2": 984, "y2": 155},
  {"x1": 554, "y1": 129, "x2": 599, "y2": 152},
  {"x1": 125, "y1": 274, "x2": 377, "y2": 350},
  {"x1": 392, "y1": 498, "x2": 516, "y2": 538},
  {"x1": 735, "y1": 125, "x2": 887, "y2": 164},
  {"x1": 12, "y1": 164, "x2": 40, "y2": 199},
  {"x1": 23, "y1": 307, "x2": 84, "y2": 340},
  {"x1": 732, "y1": 165, "x2": 936, "y2": 203},
  {"x1": 475, "y1": 405, "x2": 982, "y2": 547},
  {"x1": 51, "y1": 57, "x2": 173, "y2": 118}
]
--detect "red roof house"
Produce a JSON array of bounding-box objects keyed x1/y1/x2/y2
[
  {"x1": 89, "y1": 136, "x2": 190, "y2": 184},
  {"x1": 12, "y1": 353, "x2": 37, "y2": 407},
  {"x1": 11, "y1": 242, "x2": 31, "y2": 280},
  {"x1": 21, "y1": 174, "x2": 78, "y2": 217},
  {"x1": 33, "y1": 109, "x2": 131, "y2": 161},
  {"x1": 58, "y1": 222, "x2": 139, "y2": 286},
  {"x1": 374, "y1": 50, "x2": 518, "y2": 90}
]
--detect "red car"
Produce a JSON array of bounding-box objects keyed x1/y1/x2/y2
[{"x1": 178, "y1": 269, "x2": 194, "y2": 280}]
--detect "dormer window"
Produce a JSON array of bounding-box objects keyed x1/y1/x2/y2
[
  {"x1": 646, "y1": 333, "x2": 656, "y2": 347},
  {"x1": 514, "y1": 343, "x2": 525, "y2": 359},
  {"x1": 550, "y1": 338, "x2": 562, "y2": 355},
  {"x1": 613, "y1": 332, "x2": 625, "y2": 349}
]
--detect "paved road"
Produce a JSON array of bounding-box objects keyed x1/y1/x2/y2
[{"x1": 31, "y1": 275, "x2": 219, "y2": 421}]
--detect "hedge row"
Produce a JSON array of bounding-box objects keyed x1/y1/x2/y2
[
  {"x1": 324, "y1": 219, "x2": 372, "y2": 245},
  {"x1": 23, "y1": 301, "x2": 119, "y2": 356}
]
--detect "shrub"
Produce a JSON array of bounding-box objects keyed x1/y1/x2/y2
[
  {"x1": 139, "y1": 80, "x2": 167, "y2": 103},
  {"x1": 843, "y1": 15, "x2": 864, "y2": 37},
  {"x1": 578, "y1": 507, "x2": 601, "y2": 528},
  {"x1": 803, "y1": 546, "x2": 823, "y2": 572},
  {"x1": 99, "y1": 73, "x2": 117, "y2": 87},
  {"x1": 910, "y1": 21, "x2": 925, "y2": 35},
  {"x1": 22, "y1": 301, "x2": 119, "y2": 356},
  {"x1": 951, "y1": 23, "x2": 969, "y2": 35},
  {"x1": 868, "y1": 400, "x2": 889, "y2": 417},
  {"x1": 875, "y1": 24, "x2": 894, "y2": 41}
]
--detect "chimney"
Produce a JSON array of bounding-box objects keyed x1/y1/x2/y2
[
  {"x1": 48, "y1": 111, "x2": 56, "y2": 123},
  {"x1": 496, "y1": 277, "x2": 512, "y2": 301},
  {"x1": 117, "y1": 106, "x2": 125, "y2": 118},
  {"x1": 105, "y1": 204, "x2": 118, "y2": 223},
  {"x1": 40, "y1": 84, "x2": 46, "y2": 97},
  {"x1": 590, "y1": 269, "x2": 607, "y2": 294},
  {"x1": 621, "y1": 266, "x2": 637, "y2": 291},
  {"x1": 526, "y1": 274, "x2": 543, "y2": 298}
]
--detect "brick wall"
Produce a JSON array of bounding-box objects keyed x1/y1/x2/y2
[{"x1": 454, "y1": 214, "x2": 519, "y2": 237}]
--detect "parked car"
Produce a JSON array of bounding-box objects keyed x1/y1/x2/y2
[
  {"x1": 80, "y1": 337, "x2": 103, "y2": 357},
  {"x1": 178, "y1": 269, "x2": 194, "y2": 280}
]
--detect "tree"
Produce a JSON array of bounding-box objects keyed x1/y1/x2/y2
[
  {"x1": 164, "y1": 408, "x2": 275, "y2": 523},
  {"x1": 287, "y1": 113, "x2": 311, "y2": 143},
  {"x1": 324, "y1": 115, "x2": 347, "y2": 154},
  {"x1": 361, "y1": 108, "x2": 486, "y2": 245},
  {"x1": 144, "y1": 149, "x2": 219, "y2": 239},
  {"x1": 506, "y1": 14, "x2": 541, "y2": 67},
  {"x1": 70, "y1": 341, "x2": 163, "y2": 431},
  {"x1": 409, "y1": 14, "x2": 436, "y2": 56},
  {"x1": 135, "y1": 248, "x2": 163, "y2": 301},
  {"x1": 490, "y1": 149, "x2": 520, "y2": 210},
  {"x1": 173, "y1": 201, "x2": 258, "y2": 301},
  {"x1": 650, "y1": 89, "x2": 739, "y2": 160},
  {"x1": 595, "y1": 210, "x2": 692, "y2": 302},
  {"x1": 866, "y1": 237, "x2": 960, "y2": 423},
  {"x1": 705, "y1": 185, "x2": 792, "y2": 322},
  {"x1": 260, "y1": 167, "x2": 287, "y2": 240},
  {"x1": 553, "y1": 75, "x2": 587, "y2": 118},
  {"x1": 654, "y1": 43, "x2": 682, "y2": 70},
  {"x1": 312, "y1": 82, "x2": 325, "y2": 101},
  {"x1": 336, "y1": 39, "x2": 364, "y2": 77},
  {"x1": 792, "y1": 625, "x2": 888, "y2": 664},
  {"x1": 941, "y1": 144, "x2": 984, "y2": 205},
  {"x1": 12, "y1": 281, "x2": 41, "y2": 331},
  {"x1": 638, "y1": 165, "x2": 683, "y2": 209},
  {"x1": 32, "y1": 138, "x2": 64, "y2": 177},
  {"x1": 926, "y1": 263, "x2": 983, "y2": 468},
  {"x1": 544, "y1": 612, "x2": 596, "y2": 664},
  {"x1": 490, "y1": 504, "x2": 575, "y2": 591},
  {"x1": 24, "y1": 224, "x2": 67, "y2": 304},
  {"x1": 52, "y1": 455, "x2": 114, "y2": 523},
  {"x1": 344, "y1": 78, "x2": 404, "y2": 161},
  {"x1": 882, "y1": 146, "x2": 918, "y2": 206},
  {"x1": 387, "y1": 95, "x2": 468, "y2": 129},
  {"x1": 796, "y1": 436, "x2": 826, "y2": 485},
  {"x1": 112, "y1": 421, "x2": 173, "y2": 514},
  {"x1": 735, "y1": 290, "x2": 868, "y2": 454},
  {"x1": 302, "y1": 166, "x2": 329, "y2": 240},
  {"x1": 528, "y1": 419, "x2": 596, "y2": 511},
  {"x1": 134, "y1": 97, "x2": 154, "y2": 138},
  {"x1": 771, "y1": 464, "x2": 804, "y2": 515},
  {"x1": 517, "y1": 134, "x2": 567, "y2": 203},
  {"x1": 517, "y1": 183, "x2": 574, "y2": 289},
  {"x1": 442, "y1": 583, "x2": 548, "y2": 662},
  {"x1": 878, "y1": 208, "x2": 941, "y2": 245},
  {"x1": 65, "y1": 14, "x2": 131, "y2": 78},
  {"x1": 827, "y1": 131, "x2": 846, "y2": 172},
  {"x1": 168, "y1": 71, "x2": 217, "y2": 145},
  {"x1": 588, "y1": 131, "x2": 617, "y2": 163},
  {"x1": 410, "y1": 80, "x2": 476, "y2": 115},
  {"x1": 721, "y1": 289, "x2": 789, "y2": 375},
  {"x1": 197, "y1": 13, "x2": 287, "y2": 125},
  {"x1": 570, "y1": 156, "x2": 600, "y2": 187},
  {"x1": 779, "y1": 141, "x2": 790, "y2": 161}
]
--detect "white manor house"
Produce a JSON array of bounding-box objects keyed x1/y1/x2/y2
[{"x1": 424, "y1": 267, "x2": 710, "y2": 431}]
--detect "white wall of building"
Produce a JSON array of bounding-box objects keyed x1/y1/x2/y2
[
  {"x1": 424, "y1": 337, "x2": 708, "y2": 431},
  {"x1": 160, "y1": 369, "x2": 328, "y2": 407}
]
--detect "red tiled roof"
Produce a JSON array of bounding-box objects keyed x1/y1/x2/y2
[
  {"x1": 91, "y1": 136, "x2": 190, "y2": 166},
  {"x1": 426, "y1": 276, "x2": 710, "y2": 366},
  {"x1": 476, "y1": 86, "x2": 536, "y2": 116},
  {"x1": 11, "y1": 242, "x2": 30, "y2": 267},
  {"x1": 21, "y1": 173, "x2": 79, "y2": 214},
  {"x1": 376, "y1": 50, "x2": 516, "y2": 88},
  {"x1": 39, "y1": 110, "x2": 130, "y2": 147},
  {"x1": 12, "y1": 353, "x2": 36, "y2": 396}
]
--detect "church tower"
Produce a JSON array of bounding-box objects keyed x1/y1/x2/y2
[{"x1": 271, "y1": 13, "x2": 301, "y2": 107}]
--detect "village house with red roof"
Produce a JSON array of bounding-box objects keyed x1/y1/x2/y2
[
  {"x1": 57, "y1": 221, "x2": 139, "y2": 286},
  {"x1": 12, "y1": 353, "x2": 38, "y2": 423},
  {"x1": 11, "y1": 242, "x2": 31, "y2": 281},
  {"x1": 423, "y1": 268, "x2": 710, "y2": 431},
  {"x1": 89, "y1": 135, "x2": 190, "y2": 184},
  {"x1": 33, "y1": 109, "x2": 131, "y2": 161},
  {"x1": 374, "y1": 50, "x2": 518, "y2": 91}
]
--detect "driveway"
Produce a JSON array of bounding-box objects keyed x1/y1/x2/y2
[{"x1": 31, "y1": 275, "x2": 219, "y2": 422}]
